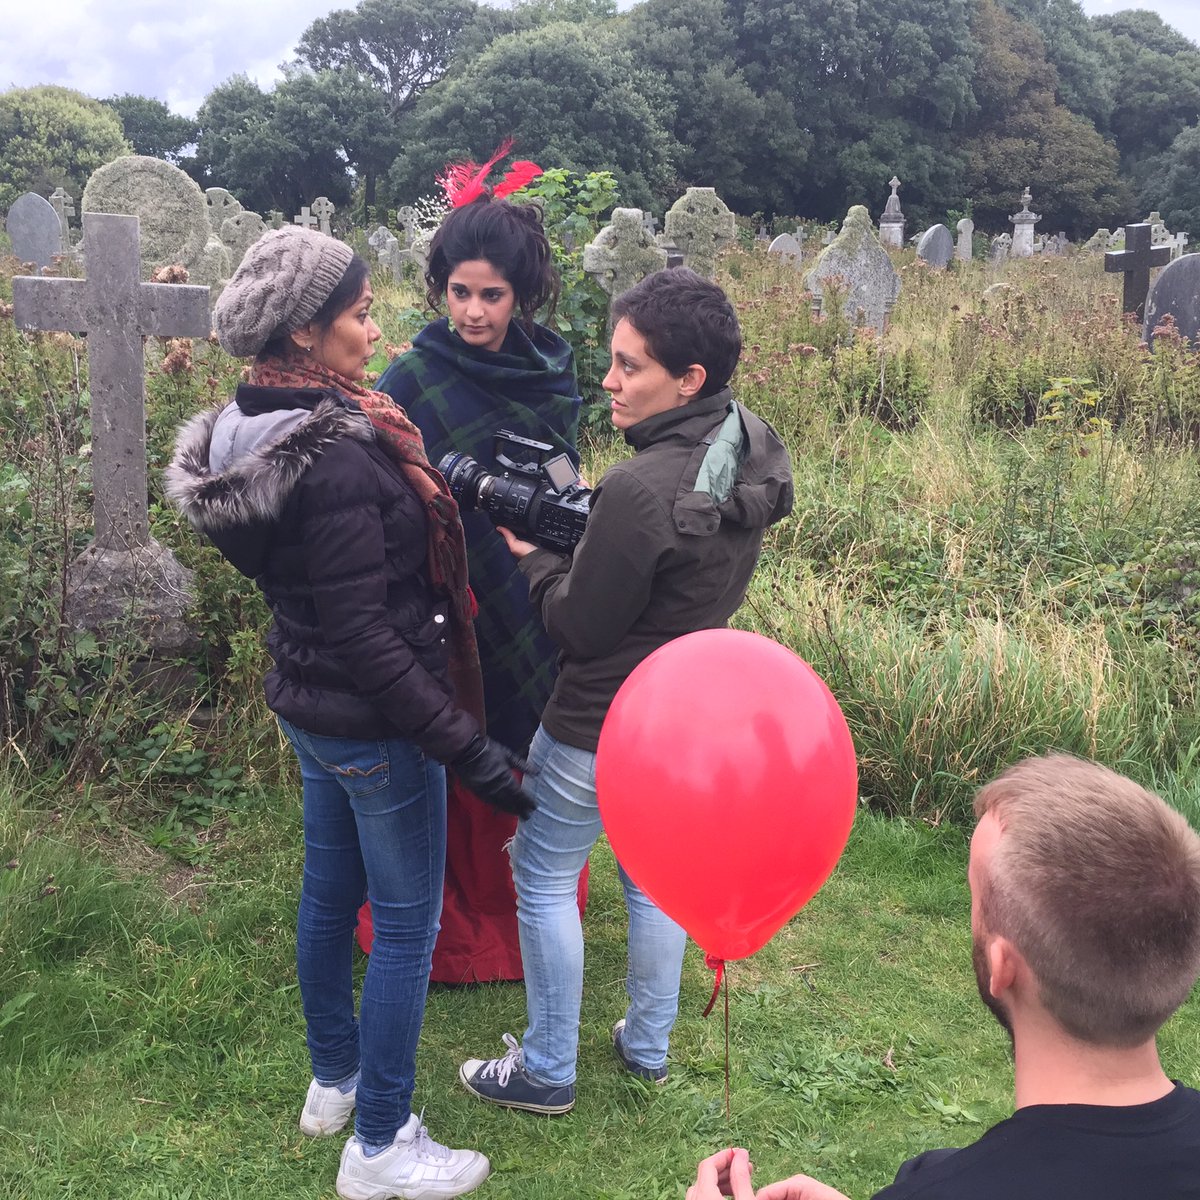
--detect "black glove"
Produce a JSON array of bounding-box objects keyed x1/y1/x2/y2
[{"x1": 450, "y1": 735, "x2": 537, "y2": 820}]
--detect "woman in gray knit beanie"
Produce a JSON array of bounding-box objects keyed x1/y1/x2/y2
[{"x1": 166, "y1": 225, "x2": 535, "y2": 1200}]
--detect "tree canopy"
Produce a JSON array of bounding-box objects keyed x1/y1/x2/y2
[
  {"x1": 102, "y1": 95, "x2": 198, "y2": 164},
  {"x1": 0, "y1": 86, "x2": 130, "y2": 212}
]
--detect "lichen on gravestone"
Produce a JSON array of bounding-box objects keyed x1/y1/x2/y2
[
  {"x1": 662, "y1": 187, "x2": 736, "y2": 278},
  {"x1": 82, "y1": 156, "x2": 211, "y2": 279},
  {"x1": 804, "y1": 205, "x2": 901, "y2": 334}
]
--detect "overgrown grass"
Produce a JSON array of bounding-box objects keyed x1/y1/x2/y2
[
  {"x1": 2, "y1": 243, "x2": 1200, "y2": 1195},
  {"x1": 11, "y1": 766, "x2": 1198, "y2": 1200}
]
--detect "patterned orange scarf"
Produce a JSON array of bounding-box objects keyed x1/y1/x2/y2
[{"x1": 250, "y1": 356, "x2": 485, "y2": 728}]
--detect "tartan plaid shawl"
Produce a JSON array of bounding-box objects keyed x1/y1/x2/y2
[{"x1": 376, "y1": 318, "x2": 581, "y2": 751}]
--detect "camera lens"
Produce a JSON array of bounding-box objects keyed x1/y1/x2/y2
[{"x1": 438, "y1": 452, "x2": 490, "y2": 511}]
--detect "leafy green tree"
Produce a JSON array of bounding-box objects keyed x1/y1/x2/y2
[
  {"x1": 960, "y1": 0, "x2": 1128, "y2": 235},
  {"x1": 621, "y1": 0, "x2": 808, "y2": 214},
  {"x1": 1092, "y1": 10, "x2": 1200, "y2": 184},
  {"x1": 724, "y1": 0, "x2": 978, "y2": 220},
  {"x1": 389, "y1": 25, "x2": 679, "y2": 209},
  {"x1": 186, "y1": 75, "x2": 352, "y2": 216},
  {"x1": 998, "y1": 0, "x2": 1115, "y2": 131},
  {"x1": 295, "y1": 0, "x2": 479, "y2": 118},
  {"x1": 0, "y1": 85, "x2": 130, "y2": 212},
  {"x1": 1138, "y1": 123, "x2": 1200, "y2": 233},
  {"x1": 101, "y1": 94, "x2": 198, "y2": 164}
]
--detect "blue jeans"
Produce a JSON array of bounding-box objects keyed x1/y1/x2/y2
[
  {"x1": 511, "y1": 725, "x2": 688, "y2": 1086},
  {"x1": 279, "y1": 718, "x2": 446, "y2": 1146}
]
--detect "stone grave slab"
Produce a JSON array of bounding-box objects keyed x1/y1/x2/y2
[
  {"x1": 768, "y1": 232, "x2": 804, "y2": 265},
  {"x1": 916, "y1": 224, "x2": 954, "y2": 269},
  {"x1": 583, "y1": 208, "x2": 667, "y2": 311},
  {"x1": 662, "y1": 188, "x2": 735, "y2": 278},
  {"x1": 1143, "y1": 252, "x2": 1200, "y2": 348},
  {"x1": 6, "y1": 192, "x2": 63, "y2": 270},
  {"x1": 804, "y1": 205, "x2": 901, "y2": 333}
]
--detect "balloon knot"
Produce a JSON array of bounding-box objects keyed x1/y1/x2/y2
[{"x1": 701, "y1": 956, "x2": 725, "y2": 1017}]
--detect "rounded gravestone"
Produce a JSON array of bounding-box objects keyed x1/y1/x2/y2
[
  {"x1": 917, "y1": 224, "x2": 955, "y2": 269},
  {"x1": 220, "y1": 210, "x2": 267, "y2": 270},
  {"x1": 82, "y1": 156, "x2": 210, "y2": 277},
  {"x1": 1143, "y1": 253, "x2": 1200, "y2": 348},
  {"x1": 6, "y1": 192, "x2": 63, "y2": 269}
]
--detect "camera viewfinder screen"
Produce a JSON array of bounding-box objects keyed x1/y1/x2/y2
[{"x1": 543, "y1": 454, "x2": 579, "y2": 492}]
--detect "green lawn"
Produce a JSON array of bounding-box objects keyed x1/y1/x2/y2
[{"x1": 4, "y1": 774, "x2": 1197, "y2": 1200}]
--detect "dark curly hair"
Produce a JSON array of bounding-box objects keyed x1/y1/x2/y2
[{"x1": 425, "y1": 196, "x2": 559, "y2": 331}]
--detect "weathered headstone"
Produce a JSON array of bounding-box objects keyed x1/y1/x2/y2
[
  {"x1": 1171, "y1": 231, "x2": 1189, "y2": 260},
  {"x1": 268, "y1": 210, "x2": 285, "y2": 230},
  {"x1": 1009, "y1": 187, "x2": 1041, "y2": 258},
  {"x1": 395, "y1": 206, "x2": 420, "y2": 245},
  {"x1": 1105, "y1": 222, "x2": 1171, "y2": 320},
  {"x1": 311, "y1": 196, "x2": 335, "y2": 236},
  {"x1": 916, "y1": 224, "x2": 954, "y2": 270},
  {"x1": 82, "y1": 156, "x2": 211, "y2": 280},
  {"x1": 49, "y1": 186, "x2": 75, "y2": 251},
  {"x1": 219, "y1": 210, "x2": 267, "y2": 270},
  {"x1": 956, "y1": 218, "x2": 974, "y2": 264},
  {"x1": 662, "y1": 187, "x2": 736, "y2": 278},
  {"x1": 878, "y1": 176, "x2": 906, "y2": 249},
  {"x1": 991, "y1": 233, "x2": 1012, "y2": 263},
  {"x1": 6, "y1": 192, "x2": 64, "y2": 270},
  {"x1": 11, "y1": 212, "x2": 211, "y2": 648},
  {"x1": 368, "y1": 225, "x2": 393, "y2": 257},
  {"x1": 1147, "y1": 212, "x2": 1171, "y2": 246},
  {"x1": 768, "y1": 232, "x2": 804, "y2": 265},
  {"x1": 205, "y1": 187, "x2": 243, "y2": 232},
  {"x1": 804, "y1": 205, "x2": 901, "y2": 334},
  {"x1": 1082, "y1": 228, "x2": 1111, "y2": 254},
  {"x1": 1143, "y1": 252, "x2": 1200, "y2": 347},
  {"x1": 583, "y1": 208, "x2": 668, "y2": 312},
  {"x1": 642, "y1": 213, "x2": 660, "y2": 238},
  {"x1": 294, "y1": 206, "x2": 318, "y2": 230}
]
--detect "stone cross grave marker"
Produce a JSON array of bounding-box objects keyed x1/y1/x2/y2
[
  {"x1": 12, "y1": 212, "x2": 211, "y2": 643},
  {"x1": 916, "y1": 224, "x2": 954, "y2": 270},
  {"x1": 662, "y1": 188, "x2": 735, "y2": 278},
  {"x1": 767, "y1": 232, "x2": 804, "y2": 265},
  {"x1": 294, "y1": 206, "x2": 318, "y2": 230},
  {"x1": 220, "y1": 210, "x2": 267, "y2": 270},
  {"x1": 1171, "y1": 231, "x2": 1189, "y2": 260},
  {"x1": 804, "y1": 205, "x2": 901, "y2": 334},
  {"x1": 878, "y1": 176, "x2": 906, "y2": 248},
  {"x1": 991, "y1": 233, "x2": 1012, "y2": 263},
  {"x1": 395, "y1": 206, "x2": 420, "y2": 245},
  {"x1": 50, "y1": 186, "x2": 75, "y2": 251},
  {"x1": 311, "y1": 196, "x2": 335, "y2": 235},
  {"x1": 583, "y1": 208, "x2": 668, "y2": 317},
  {"x1": 205, "y1": 187, "x2": 243, "y2": 232},
  {"x1": 1010, "y1": 187, "x2": 1041, "y2": 258},
  {"x1": 956, "y1": 218, "x2": 974, "y2": 263},
  {"x1": 1105, "y1": 222, "x2": 1171, "y2": 320},
  {"x1": 642, "y1": 213, "x2": 660, "y2": 238},
  {"x1": 1143, "y1": 252, "x2": 1200, "y2": 348},
  {"x1": 368, "y1": 225, "x2": 392, "y2": 256},
  {"x1": 268, "y1": 210, "x2": 285, "y2": 229},
  {"x1": 6, "y1": 192, "x2": 64, "y2": 270}
]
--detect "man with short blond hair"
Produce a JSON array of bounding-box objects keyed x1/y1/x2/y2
[{"x1": 690, "y1": 754, "x2": 1200, "y2": 1200}]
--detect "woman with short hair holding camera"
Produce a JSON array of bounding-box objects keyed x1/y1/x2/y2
[{"x1": 376, "y1": 184, "x2": 583, "y2": 985}]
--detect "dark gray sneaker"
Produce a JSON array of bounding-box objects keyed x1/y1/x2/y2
[
  {"x1": 459, "y1": 1033, "x2": 576, "y2": 1115},
  {"x1": 612, "y1": 1020, "x2": 668, "y2": 1083}
]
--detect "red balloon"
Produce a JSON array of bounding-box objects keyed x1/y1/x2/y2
[{"x1": 596, "y1": 629, "x2": 857, "y2": 961}]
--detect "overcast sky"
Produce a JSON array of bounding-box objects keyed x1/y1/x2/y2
[{"x1": 1, "y1": 0, "x2": 1197, "y2": 119}]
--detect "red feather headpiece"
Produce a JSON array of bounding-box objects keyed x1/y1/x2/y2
[{"x1": 437, "y1": 138, "x2": 543, "y2": 207}]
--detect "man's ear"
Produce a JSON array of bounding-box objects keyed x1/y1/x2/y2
[
  {"x1": 678, "y1": 363, "x2": 707, "y2": 398},
  {"x1": 987, "y1": 935, "x2": 1021, "y2": 999}
]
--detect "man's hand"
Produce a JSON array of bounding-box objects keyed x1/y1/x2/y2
[
  {"x1": 686, "y1": 1149, "x2": 854, "y2": 1200},
  {"x1": 687, "y1": 1148, "x2": 753, "y2": 1200},
  {"x1": 496, "y1": 525, "x2": 537, "y2": 559},
  {"x1": 755, "y1": 1175, "x2": 854, "y2": 1200}
]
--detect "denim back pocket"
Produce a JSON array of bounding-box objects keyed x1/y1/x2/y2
[{"x1": 307, "y1": 735, "x2": 392, "y2": 798}]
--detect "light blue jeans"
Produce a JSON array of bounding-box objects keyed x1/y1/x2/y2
[
  {"x1": 511, "y1": 724, "x2": 688, "y2": 1087},
  {"x1": 279, "y1": 717, "x2": 446, "y2": 1147}
]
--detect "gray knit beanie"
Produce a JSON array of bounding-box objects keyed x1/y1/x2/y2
[{"x1": 213, "y1": 226, "x2": 355, "y2": 358}]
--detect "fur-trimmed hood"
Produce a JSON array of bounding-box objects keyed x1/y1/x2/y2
[{"x1": 165, "y1": 396, "x2": 373, "y2": 535}]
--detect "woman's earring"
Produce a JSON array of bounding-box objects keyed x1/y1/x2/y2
[{"x1": 304, "y1": 345, "x2": 313, "y2": 353}]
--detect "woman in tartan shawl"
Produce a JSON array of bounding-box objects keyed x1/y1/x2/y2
[
  {"x1": 166, "y1": 226, "x2": 535, "y2": 1198},
  {"x1": 376, "y1": 193, "x2": 584, "y2": 984}
]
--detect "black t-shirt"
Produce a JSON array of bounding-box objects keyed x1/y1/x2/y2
[{"x1": 874, "y1": 1084, "x2": 1200, "y2": 1200}]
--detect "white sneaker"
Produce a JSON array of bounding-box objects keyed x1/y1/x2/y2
[
  {"x1": 336, "y1": 1113, "x2": 490, "y2": 1200},
  {"x1": 299, "y1": 1075, "x2": 357, "y2": 1137}
]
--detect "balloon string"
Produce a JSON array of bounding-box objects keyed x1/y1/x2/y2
[
  {"x1": 723, "y1": 964, "x2": 731, "y2": 1119},
  {"x1": 702, "y1": 955, "x2": 725, "y2": 1017}
]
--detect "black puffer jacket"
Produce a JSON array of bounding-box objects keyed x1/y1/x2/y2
[{"x1": 165, "y1": 385, "x2": 478, "y2": 762}]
